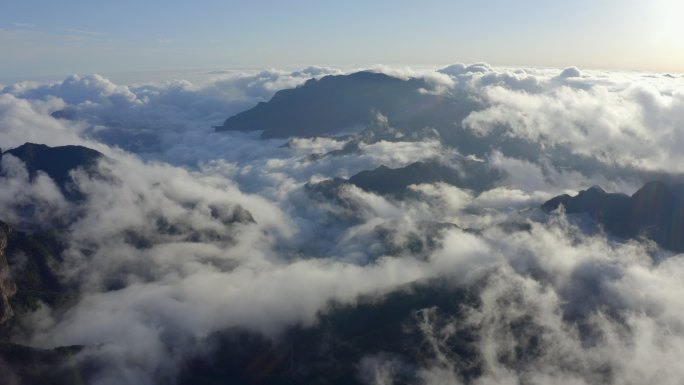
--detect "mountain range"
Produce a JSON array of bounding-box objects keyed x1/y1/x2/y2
[
  {"x1": 543, "y1": 182, "x2": 684, "y2": 252},
  {"x1": 3, "y1": 71, "x2": 684, "y2": 384},
  {"x1": 218, "y1": 71, "x2": 684, "y2": 186},
  {"x1": 218, "y1": 71, "x2": 480, "y2": 140}
]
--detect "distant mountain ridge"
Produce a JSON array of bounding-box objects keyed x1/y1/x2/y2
[
  {"x1": 307, "y1": 159, "x2": 503, "y2": 203},
  {"x1": 218, "y1": 71, "x2": 684, "y2": 189},
  {"x1": 218, "y1": 71, "x2": 479, "y2": 139},
  {"x1": 542, "y1": 182, "x2": 684, "y2": 252},
  {"x1": 348, "y1": 160, "x2": 502, "y2": 195}
]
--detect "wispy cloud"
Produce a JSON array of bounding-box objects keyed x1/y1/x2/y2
[
  {"x1": 12, "y1": 22, "x2": 36, "y2": 29},
  {"x1": 62, "y1": 28, "x2": 101, "y2": 36}
]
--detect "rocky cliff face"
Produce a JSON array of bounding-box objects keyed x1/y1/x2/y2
[
  {"x1": 0, "y1": 223, "x2": 17, "y2": 326},
  {"x1": 0, "y1": 219, "x2": 67, "y2": 330}
]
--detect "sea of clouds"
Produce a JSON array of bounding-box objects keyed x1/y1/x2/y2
[{"x1": 1, "y1": 64, "x2": 684, "y2": 384}]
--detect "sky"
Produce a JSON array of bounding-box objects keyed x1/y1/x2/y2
[{"x1": 1, "y1": 0, "x2": 684, "y2": 80}]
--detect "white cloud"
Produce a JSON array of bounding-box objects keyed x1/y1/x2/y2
[
  {"x1": 0, "y1": 154, "x2": 70, "y2": 227},
  {"x1": 558, "y1": 66, "x2": 582, "y2": 79},
  {"x1": 2, "y1": 64, "x2": 684, "y2": 384},
  {"x1": 459, "y1": 67, "x2": 684, "y2": 173}
]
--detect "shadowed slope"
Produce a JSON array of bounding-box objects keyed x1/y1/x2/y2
[
  {"x1": 543, "y1": 182, "x2": 684, "y2": 251},
  {"x1": 219, "y1": 71, "x2": 478, "y2": 139}
]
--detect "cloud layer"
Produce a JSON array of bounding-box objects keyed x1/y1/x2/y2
[{"x1": 1, "y1": 64, "x2": 684, "y2": 384}]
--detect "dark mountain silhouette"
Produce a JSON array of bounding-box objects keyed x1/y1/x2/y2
[
  {"x1": 307, "y1": 159, "x2": 503, "y2": 203},
  {"x1": 1, "y1": 143, "x2": 103, "y2": 200},
  {"x1": 350, "y1": 163, "x2": 454, "y2": 195},
  {"x1": 178, "y1": 279, "x2": 480, "y2": 385},
  {"x1": 0, "y1": 342, "x2": 83, "y2": 385},
  {"x1": 3, "y1": 143, "x2": 102, "y2": 186},
  {"x1": 542, "y1": 182, "x2": 684, "y2": 252},
  {"x1": 349, "y1": 160, "x2": 502, "y2": 195},
  {"x1": 218, "y1": 71, "x2": 480, "y2": 139}
]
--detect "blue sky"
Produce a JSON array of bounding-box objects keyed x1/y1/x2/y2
[{"x1": 1, "y1": 0, "x2": 683, "y2": 79}]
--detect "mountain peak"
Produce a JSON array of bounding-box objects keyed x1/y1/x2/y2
[
  {"x1": 216, "y1": 71, "x2": 462, "y2": 139},
  {"x1": 2, "y1": 143, "x2": 104, "y2": 199},
  {"x1": 585, "y1": 185, "x2": 606, "y2": 194}
]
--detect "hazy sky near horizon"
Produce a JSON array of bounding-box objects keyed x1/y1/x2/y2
[{"x1": 1, "y1": 0, "x2": 683, "y2": 79}]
